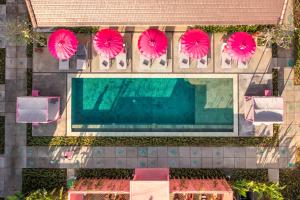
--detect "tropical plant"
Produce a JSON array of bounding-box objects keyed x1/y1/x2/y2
[
  {"x1": 25, "y1": 187, "x2": 65, "y2": 200},
  {"x1": 5, "y1": 19, "x2": 46, "y2": 46},
  {"x1": 6, "y1": 192, "x2": 25, "y2": 200},
  {"x1": 256, "y1": 25, "x2": 294, "y2": 49},
  {"x1": 25, "y1": 189, "x2": 52, "y2": 200},
  {"x1": 232, "y1": 180, "x2": 285, "y2": 200}
]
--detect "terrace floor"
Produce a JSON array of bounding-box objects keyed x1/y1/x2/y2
[{"x1": 31, "y1": 30, "x2": 277, "y2": 137}]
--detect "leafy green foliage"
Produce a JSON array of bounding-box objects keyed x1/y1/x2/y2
[
  {"x1": 77, "y1": 169, "x2": 134, "y2": 179},
  {"x1": 26, "y1": 69, "x2": 32, "y2": 96},
  {"x1": 295, "y1": 29, "x2": 300, "y2": 85},
  {"x1": 6, "y1": 192, "x2": 25, "y2": 200},
  {"x1": 5, "y1": 20, "x2": 46, "y2": 46},
  {"x1": 272, "y1": 69, "x2": 279, "y2": 96},
  {"x1": 22, "y1": 169, "x2": 67, "y2": 194},
  {"x1": 232, "y1": 180, "x2": 285, "y2": 200},
  {"x1": 279, "y1": 169, "x2": 300, "y2": 200},
  {"x1": 192, "y1": 25, "x2": 272, "y2": 33}
]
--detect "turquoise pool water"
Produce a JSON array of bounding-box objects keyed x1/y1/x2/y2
[{"x1": 71, "y1": 78, "x2": 233, "y2": 131}]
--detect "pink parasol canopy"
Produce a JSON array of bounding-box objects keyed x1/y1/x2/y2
[
  {"x1": 48, "y1": 29, "x2": 78, "y2": 60},
  {"x1": 138, "y1": 29, "x2": 168, "y2": 59},
  {"x1": 93, "y1": 28, "x2": 124, "y2": 59},
  {"x1": 226, "y1": 32, "x2": 256, "y2": 62},
  {"x1": 180, "y1": 29, "x2": 210, "y2": 59}
]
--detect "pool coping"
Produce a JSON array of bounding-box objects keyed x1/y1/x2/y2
[{"x1": 67, "y1": 73, "x2": 238, "y2": 137}]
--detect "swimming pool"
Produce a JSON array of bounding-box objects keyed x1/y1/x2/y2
[{"x1": 71, "y1": 77, "x2": 234, "y2": 132}]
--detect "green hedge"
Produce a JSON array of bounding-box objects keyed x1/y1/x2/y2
[
  {"x1": 272, "y1": 68, "x2": 279, "y2": 96},
  {"x1": 192, "y1": 25, "x2": 272, "y2": 33},
  {"x1": 22, "y1": 168, "x2": 67, "y2": 194},
  {"x1": 279, "y1": 169, "x2": 300, "y2": 200},
  {"x1": 27, "y1": 68, "x2": 32, "y2": 96},
  {"x1": 0, "y1": 116, "x2": 4, "y2": 154},
  {"x1": 27, "y1": 124, "x2": 280, "y2": 147},
  {"x1": 76, "y1": 168, "x2": 268, "y2": 183},
  {"x1": 294, "y1": 29, "x2": 300, "y2": 85},
  {"x1": 62, "y1": 25, "x2": 272, "y2": 34},
  {"x1": 0, "y1": 48, "x2": 5, "y2": 84}
]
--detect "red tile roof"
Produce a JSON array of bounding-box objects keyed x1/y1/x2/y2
[{"x1": 25, "y1": 0, "x2": 286, "y2": 28}]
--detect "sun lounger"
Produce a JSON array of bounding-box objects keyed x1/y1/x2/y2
[
  {"x1": 76, "y1": 44, "x2": 88, "y2": 70},
  {"x1": 116, "y1": 46, "x2": 127, "y2": 70},
  {"x1": 140, "y1": 54, "x2": 151, "y2": 69},
  {"x1": 59, "y1": 59, "x2": 69, "y2": 70},
  {"x1": 99, "y1": 54, "x2": 110, "y2": 70},
  {"x1": 221, "y1": 43, "x2": 232, "y2": 69},
  {"x1": 179, "y1": 52, "x2": 189, "y2": 68},
  {"x1": 238, "y1": 60, "x2": 248, "y2": 69},
  {"x1": 158, "y1": 52, "x2": 167, "y2": 67},
  {"x1": 197, "y1": 55, "x2": 208, "y2": 68}
]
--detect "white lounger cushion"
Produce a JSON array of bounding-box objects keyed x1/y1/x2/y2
[
  {"x1": 158, "y1": 53, "x2": 167, "y2": 67},
  {"x1": 99, "y1": 54, "x2": 110, "y2": 70},
  {"x1": 197, "y1": 55, "x2": 208, "y2": 68},
  {"x1": 77, "y1": 59, "x2": 87, "y2": 70},
  {"x1": 140, "y1": 54, "x2": 151, "y2": 69},
  {"x1": 238, "y1": 60, "x2": 248, "y2": 69},
  {"x1": 116, "y1": 52, "x2": 127, "y2": 69},
  {"x1": 59, "y1": 59, "x2": 69, "y2": 70},
  {"x1": 221, "y1": 43, "x2": 232, "y2": 69},
  {"x1": 179, "y1": 52, "x2": 189, "y2": 68}
]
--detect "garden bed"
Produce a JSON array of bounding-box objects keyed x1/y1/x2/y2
[
  {"x1": 294, "y1": 29, "x2": 300, "y2": 85},
  {"x1": 22, "y1": 168, "x2": 67, "y2": 194},
  {"x1": 272, "y1": 68, "x2": 279, "y2": 96},
  {"x1": 76, "y1": 168, "x2": 268, "y2": 183},
  {"x1": 0, "y1": 116, "x2": 4, "y2": 154},
  {"x1": 279, "y1": 169, "x2": 300, "y2": 200}
]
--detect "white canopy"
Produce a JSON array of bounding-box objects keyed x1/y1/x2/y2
[
  {"x1": 244, "y1": 96, "x2": 283, "y2": 125},
  {"x1": 16, "y1": 96, "x2": 60, "y2": 123}
]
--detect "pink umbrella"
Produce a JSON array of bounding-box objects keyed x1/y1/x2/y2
[
  {"x1": 48, "y1": 29, "x2": 78, "y2": 60},
  {"x1": 138, "y1": 29, "x2": 168, "y2": 59},
  {"x1": 226, "y1": 32, "x2": 256, "y2": 62},
  {"x1": 93, "y1": 29, "x2": 123, "y2": 58},
  {"x1": 180, "y1": 29, "x2": 210, "y2": 59}
]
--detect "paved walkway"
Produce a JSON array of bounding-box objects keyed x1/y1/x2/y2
[
  {"x1": 26, "y1": 145, "x2": 295, "y2": 169},
  {"x1": 0, "y1": 0, "x2": 28, "y2": 196}
]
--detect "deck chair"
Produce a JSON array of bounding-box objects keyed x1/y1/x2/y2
[
  {"x1": 116, "y1": 45, "x2": 127, "y2": 70},
  {"x1": 197, "y1": 55, "x2": 208, "y2": 68},
  {"x1": 59, "y1": 59, "x2": 69, "y2": 70},
  {"x1": 76, "y1": 44, "x2": 88, "y2": 70},
  {"x1": 99, "y1": 54, "x2": 110, "y2": 70},
  {"x1": 238, "y1": 60, "x2": 248, "y2": 69},
  {"x1": 140, "y1": 54, "x2": 151, "y2": 69},
  {"x1": 158, "y1": 52, "x2": 167, "y2": 67},
  {"x1": 179, "y1": 52, "x2": 189, "y2": 68},
  {"x1": 221, "y1": 43, "x2": 232, "y2": 69}
]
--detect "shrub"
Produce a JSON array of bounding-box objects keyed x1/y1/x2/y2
[
  {"x1": 0, "y1": 116, "x2": 4, "y2": 154},
  {"x1": 0, "y1": 48, "x2": 5, "y2": 84},
  {"x1": 192, "y1": 25, "x2": 272, "y2": 34},
  {"x1": 272, "y1": 68, "x2": 279, "y2": 96},
  {"x1": 5, "y1": 19, "x2": 46, "y2": 46},
  {"x1": 295, "y1": 29, "x2": 300, "y2": 85},
  {"x1": 279, "y1": 169, "x2": 300, "y2": 200},
  {"x1": 22, "y1": 169, "x2": 67, "y2": 194}
]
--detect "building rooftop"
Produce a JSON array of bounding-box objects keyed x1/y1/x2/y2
[{"x1": 25, "y1": 0, "x2": 285, "y2": 28}]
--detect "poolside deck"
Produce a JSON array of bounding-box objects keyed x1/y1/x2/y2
[{"x1": 31, "y1": 28, "x2": 275, "y2": 137}]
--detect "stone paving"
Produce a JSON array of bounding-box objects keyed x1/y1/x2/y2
[
  {"x1": 0, "y1": 0, "x2": 28, "y2": 196},
  {"x1": 26, "y1": 146, "x2": 296, "y2": 170}
]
